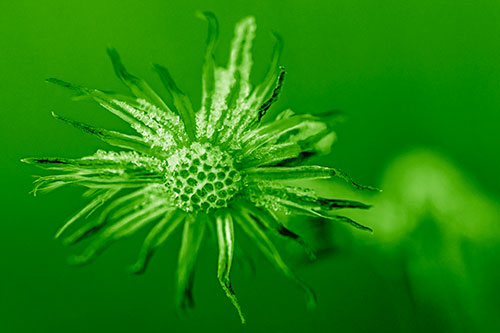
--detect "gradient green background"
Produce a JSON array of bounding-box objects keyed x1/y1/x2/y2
[{"x1": 2, "y1": 0, "x2": 500, "y2": 332}]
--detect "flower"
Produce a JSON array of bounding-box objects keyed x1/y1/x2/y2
[{"x1": 22, "y1": 13, "x2": 375, "y2": 323}]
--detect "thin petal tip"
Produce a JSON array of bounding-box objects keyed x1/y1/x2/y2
[
  {"x1": 195, "y1": 10, "x2": 216, "y2": 21},
  {"x1": 67, "y1": 255, "x2": 89, "y2": 266},
  {"x1": 128, "y1": 262, "x2": 146, "y2": 275}
]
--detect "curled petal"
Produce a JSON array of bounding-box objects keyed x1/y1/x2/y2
[
  {"x1": 107, "y1": 47, "x2": 170, "y2": 111},
  {"x1": 216, "y1": 213, "x2": 245, "y2": 323}
]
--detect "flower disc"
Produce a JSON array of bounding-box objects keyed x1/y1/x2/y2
[{"x1": 166, "y1": 142, "x2": 241, "y2": 212}]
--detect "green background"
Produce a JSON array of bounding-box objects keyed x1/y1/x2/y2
[{"x1": 2, "y1": 0, "x2": 500, "y2": 332}]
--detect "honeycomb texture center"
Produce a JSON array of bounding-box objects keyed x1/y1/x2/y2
[{"x1": 166, "y1": 142, "x2": 241, "y2": 212}]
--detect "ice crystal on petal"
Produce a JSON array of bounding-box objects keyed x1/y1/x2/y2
[{"x1": 23, "y1": 14, "x2": 376, "y2": 323}]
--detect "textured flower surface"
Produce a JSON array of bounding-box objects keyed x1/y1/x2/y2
[{"x1": 23, "y1": 14, "x2": 375, "y2": 322}]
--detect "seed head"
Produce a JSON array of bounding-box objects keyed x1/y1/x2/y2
[
  {"x1": 23, "y1": 13, "x2": 376, "y2": 323},
  {"x1": 166, "y1": 142, "x2": 241, "y2": 212}
]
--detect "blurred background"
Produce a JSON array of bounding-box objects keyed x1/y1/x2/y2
[{"x1": 1, "y1": 0, "x2": 500, "y2": 332}]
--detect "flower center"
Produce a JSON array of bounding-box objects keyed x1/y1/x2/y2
[{"x1": 166, "y1": 142, "x2": 241, "y2": 212}]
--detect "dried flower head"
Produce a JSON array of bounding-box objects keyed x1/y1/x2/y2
[{"x1": 23, "y1": 13, "x2": 375, "y2": 322}]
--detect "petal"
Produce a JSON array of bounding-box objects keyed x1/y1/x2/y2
[
  {"x1": 269, "y1": 197, "x2": 372, "y2": 232},
  {"x1": 236, "y1": 200, "x2": 316, "y2": 260},
  {"x1": 51, "y1": 112, "x2": 158, "y2": 155},
  {"x1": 239, "y1": 113, "x2": 318, "y2": 154},
  {"x1": 60, "y1": 186, "x2": 156, "y2": 245},
  {"x1": 68, "y1": 202, "x2": 171, "y2": 265},
  {"x1": 233, "y1": 33, "x2": 283, "y2": 139},
  {"x1": 244, "y1": 165, "x2": 334, "y2": 180},
  {"x1": 215, "y1": 213, "x2": 245, "y2": 323},
  {"x1": 254, "y1": 67, "x2": 285, "y2": 123},
  {"x1": 196, "y1": 11, "x2": 219, "y2": 130},
  {"x1": 226, "y1": 16, "x2": 256, "y2": 106},
  {"x1": 21, "y1": 152, "x2": 162, "y2": 173},
  {"x1": 233, "y1": 206, "x2": 316, "y2": 309},
  {"x1": 176, "y1": 215, "x2": 207, "y2": 311},
  {"x1": 129, "y1": 209, "x2": 185, "y2": 274},
  {"x1": 107, "y1": 47, "x2": 170, "y2": 112},
  {"x1": 244, "y1": 165, "x2": 379, "y2": 191},
  {"x1": 153, "y1": 64, "x2": 197, "y2": 141},
  {"x1": 239, "y1": 142, "x2": 302, "y2": 167},
  {"x1": 246, "y1": 181, "x2": 371, "y2": 210},
  {"x1": 55, "y1": 189, "x2": 119, "y2": 239},
  {"x1": 204, "y1": 16, "x2": 257, "y2": 141},
  {"x1": 46, "y1": 78, "x2": 183, "y2": 150},
  {"x1": 238, "y1": 113, "x2": 336, "y2": 166}
]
